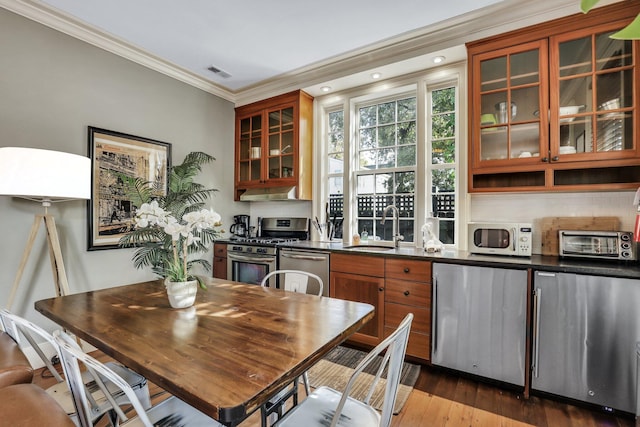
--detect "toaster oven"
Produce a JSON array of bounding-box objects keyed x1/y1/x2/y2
[{"x1": 559, "y1": 230, "x2": 636, "y2": 261}]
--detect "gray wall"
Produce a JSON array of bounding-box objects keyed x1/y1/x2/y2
[{"x1": 0, "y1": 8, "x2": 238, "y2": 320}]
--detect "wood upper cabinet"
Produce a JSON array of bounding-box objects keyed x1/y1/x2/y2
[
  {"x1": 470, "y1": 40, "x2": 549, "y2": 169},
  {"x1": 330, "y1": 253, "x2": 385, "y2": 347},
  {"x1": 468, "y1": 2, "x2": 640, "y2": 192},
  {"x1": 234, "y1": 90, "x2": 313, "y2": 200}
]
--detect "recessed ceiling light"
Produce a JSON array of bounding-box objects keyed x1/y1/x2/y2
[
  {"x1": 432, "y1": 56, "x2": 446, "y2": 64},
  {"x1": 320, "y1": 86, "x2": 331, "y2": 93},
  {"x1": 371, "y1": 72, "x2": 382, "y2": 79}
]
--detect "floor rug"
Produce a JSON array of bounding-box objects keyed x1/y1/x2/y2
[{"x1": 306, "y1": 345, "x2": 421, "y2": 414}]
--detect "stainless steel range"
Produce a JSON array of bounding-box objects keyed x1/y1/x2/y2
[{"x1": 227, "y1": 217, "x2": 309, "y2": 287}]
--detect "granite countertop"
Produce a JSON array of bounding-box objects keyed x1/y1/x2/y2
[{"x1": 274, "y1": 240, "x2": 640, "y2": 280}]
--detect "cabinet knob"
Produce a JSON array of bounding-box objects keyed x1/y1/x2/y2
[
  {"x1": 404, "y1": 290, "x2": 410, "y2": 296},
  {"x1": 378, "y1": 287, "x2": 384, "y2": 292},
  {"x1": 552, "y1": 156, "x2": 559, "y2": 162},
  {"x1": 403, "y1": 267, "x2": 410, "y2": 273},
  {"x1": 541, "y1": 157, "x2": 549, "y2": 163}
]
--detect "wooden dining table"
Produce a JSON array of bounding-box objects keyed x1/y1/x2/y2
[{"x1": 35, "y1": 277, "x2": 374, "y2": 426}]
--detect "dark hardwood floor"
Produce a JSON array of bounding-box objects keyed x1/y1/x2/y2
[
  {"x1": 394, "y1": 364, "x2": 635, "y2": 427},
  {"x1": 32, "y1": 352, "x2": 636, "y2": 426}
]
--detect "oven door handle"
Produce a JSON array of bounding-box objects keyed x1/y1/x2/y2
[
  {"x1": 228, "y1": 254, "x2": 274, "y2": 263},
  {"x1": 280, "y1": 253, "x2": 326, "y2": 261}
]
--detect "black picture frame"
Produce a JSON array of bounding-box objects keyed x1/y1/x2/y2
[{"x1": 87, "y1": 126, "x2": 171, "y2": 250}]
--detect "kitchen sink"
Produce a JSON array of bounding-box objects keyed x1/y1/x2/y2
[{"x1": 343, "y1": 245, "x2": 395, "y2": 252}]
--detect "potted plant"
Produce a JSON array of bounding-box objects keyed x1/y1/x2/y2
[{"x1": 119, "y1": 151, "x2": 223, "y2": 308}]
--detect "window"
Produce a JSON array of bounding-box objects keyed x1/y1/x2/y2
[
  {"x1": 355, "y1": 96, "x2": 416, "y2": 242},
  {"x1": 327, "y1": 110, "x2": 344, "y2": 239},
  {"x1": 429, "y1": 86, "x2": 458, "y2": 244},
  {"x1": 321, "y1": 67, "x2": 462, "y2": 248}
]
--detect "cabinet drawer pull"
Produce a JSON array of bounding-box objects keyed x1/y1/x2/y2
[
  {"x1": 378, "y1": 287, "x2": 384, "y2": 292},
  {"x1": 403, "y1": 267, "x2": 410, "y2": 273},
  {"x1": 404, "y1": 290, "x2": 410, "y2": 296}
]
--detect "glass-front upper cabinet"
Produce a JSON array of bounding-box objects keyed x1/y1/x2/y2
[
  {"x1": 234, "y1": 90, "x2": 313, "y2": 201},
  {"x1": 473, "y1": 40, "x2": 549, "y2": 165},
  {"x1": 267, "y1": 106, "x2": 295, "y2": 180},
  {"x1": 237, "y1": 113, "x2": 262, "y2": 183},
  {"x1": 237, "y1": 105, "x2": 297, "y2": 184},
  {"x1": 550, "y1": 24, "x2": 636, "y2": 160}
]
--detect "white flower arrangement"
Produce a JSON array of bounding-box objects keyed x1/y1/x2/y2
[{"x1": 119, "y1": 152, "x2": 223, "y2": 287}]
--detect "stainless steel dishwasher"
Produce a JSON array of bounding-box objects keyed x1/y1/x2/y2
[
  {"x1": 432, "y1": 263, "x2": 528, "y2": 386},
  {"x1": 278, "y1": 248, "x2": 330, "y2": 297}
]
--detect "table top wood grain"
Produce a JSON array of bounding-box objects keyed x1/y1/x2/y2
[{"x1": 35, "y1": 278, "x2": 374, "y2": 425}]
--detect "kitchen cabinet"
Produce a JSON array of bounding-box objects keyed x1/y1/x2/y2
[
  {"x1": 330, "y1": 253, "x2": 385, "y2": 346},
  {"x1": 384, "y1": 258, "x2": 431, "y2": 360},
  {"x1": 234, "y1": 90, "x2": 313, "y2": 201},
  {"x1": 432, "y1": 263, "x2": 528, "y2": 387},
  {"x1": 212, "y1": 242, "x2": 227, "y2": 279},
  {"x1": 532, "y1": 271, "x2": 640, "y2": 413},
  {"x1": 467, "y1": 2, "x2": 640, "y2": 192},
  {"x1": 330, "y1": 253, "x2": 432, "y2": 359}
]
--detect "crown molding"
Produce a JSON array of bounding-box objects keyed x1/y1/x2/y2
[
  {"x1": 1, "y1": 0, "x2": 624, "y2": 107},
  {"x1": 234, "y1": 0, "x2": 593, "y2": 105},
  {"x1": 0, "y1": 0, "x2": 236, "y2": 102}
]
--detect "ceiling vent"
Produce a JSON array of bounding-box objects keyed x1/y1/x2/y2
[{"x1": 207, "y1": 65, "x2": 232, "y2": 78}]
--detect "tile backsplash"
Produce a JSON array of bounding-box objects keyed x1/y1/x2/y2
[
  {"x1": 471, "y1": 190, "x2": 637, "y2": 254},
  {"x1": 244, "y1": 191, "x2": 638, "y2": 255}
]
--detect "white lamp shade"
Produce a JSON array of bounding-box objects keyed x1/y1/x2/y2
[{"x1": 0, "y1": 147, "x2": 90, "y2": 201}]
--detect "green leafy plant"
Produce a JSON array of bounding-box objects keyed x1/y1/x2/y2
[
  {"x1": 581, "y1": 0, "x2": 640, "y2": 39},
  {"x1": 119, "y1": 151, "x2": 223, "y2": 288}
]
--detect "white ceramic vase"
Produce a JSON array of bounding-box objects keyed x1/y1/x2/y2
[{"x1": 164, "y1": 278, "x2": 198, "y2": 309}]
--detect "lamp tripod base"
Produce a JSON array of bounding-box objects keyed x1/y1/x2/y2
[{"x1": 6, "y1": 214, "x2": 70, "y2": 310}]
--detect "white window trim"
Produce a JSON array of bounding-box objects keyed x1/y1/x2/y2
[{"x1": 313, "y1": 62, "x2": 468, "y2": 248}]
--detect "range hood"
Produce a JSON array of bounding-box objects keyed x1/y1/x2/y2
[{"x1": 239, "y1": 186, "x2": 297, "y2": 201}]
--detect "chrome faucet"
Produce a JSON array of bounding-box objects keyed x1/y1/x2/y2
[{"x1": 381, "y1": 205, "x2": 404, "y2": 247}]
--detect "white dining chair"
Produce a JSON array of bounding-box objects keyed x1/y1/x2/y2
[
  {"x1": 260, "y1": 269, "x2": 324, "y2": 299},
  {"x1": 54, "y1": 329, "x2": 225, "y2": 427},
  {"x1": 274, "y1": 313, "x2": 413, "y2": 427},
  {"x1": 260, "y1": 269, "x2": 324, "y2": 426},
  {"x1": 0, "y1": 309, "x2": 151, "y2": 426},
  {"x1": 261, "y1": 269, "x2": 324, "y2": 395}
]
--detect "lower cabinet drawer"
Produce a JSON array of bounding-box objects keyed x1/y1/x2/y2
[
  {"x1": 385, "y1": 303, "x2": 430, "y2": 335},
  {"x1": 212, "y1": 256, "x2": 227, "y2": 279},
  {"x1": 385, "y1": 279, "x2": 430, "y2": 306},
  {"x1": 384, "y1": 326, "x2": 430, "y2": 360}
]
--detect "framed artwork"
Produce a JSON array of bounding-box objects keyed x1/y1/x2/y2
[{"x1": 87, "y1": 127, "x2": 171, "y2": 250}]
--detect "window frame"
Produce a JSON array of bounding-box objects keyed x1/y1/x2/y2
[
  {"x1": 314, "y1": 63, "x2": 467, "y2": 249},
  {"x1": 353, "y1": 91, "x2": 418, "y2": 242}
]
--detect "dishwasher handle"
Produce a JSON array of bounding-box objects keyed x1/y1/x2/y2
[{"x1": 280, "y1": 253, "x2": 327, "y2": 261}]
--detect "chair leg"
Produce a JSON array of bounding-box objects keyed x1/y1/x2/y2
[{"x1": 302, "y1": 372, "x2": 311, "y2": 396}]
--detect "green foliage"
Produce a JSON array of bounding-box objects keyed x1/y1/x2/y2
[
  {"x1": 118, "y1": 151, "x2": 221, "y2": 288},
  {"x1": 581, "y1": 0, "x2": 640, "y2": 39},
  {"x1": 580, "y1": 0, "x2": 601, "y2": 13}
]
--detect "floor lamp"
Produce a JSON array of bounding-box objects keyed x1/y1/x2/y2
[{"x1": 0, "y1": 147, "x2": 90, "y2": 310}]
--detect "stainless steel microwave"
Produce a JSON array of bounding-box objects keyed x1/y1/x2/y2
[
  {"x1": 468, "y1": 222, "x2": 532, "y2": 256},
  {"x1": 559, "y1": 230, "x2": 636, "y2": 261}
]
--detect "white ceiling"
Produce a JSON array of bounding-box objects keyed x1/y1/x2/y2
[{"x1": 1, "y1": 0, "x2": 618, "y2": 104}]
